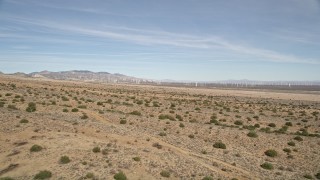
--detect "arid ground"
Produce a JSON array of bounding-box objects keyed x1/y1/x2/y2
[{"x1": 0, "y1": 75, "x2": 319, "y2": 180}]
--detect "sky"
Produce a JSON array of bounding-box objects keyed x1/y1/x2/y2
[{"x1": 0, "y1": 0, "x2": 320, "y2": 81}]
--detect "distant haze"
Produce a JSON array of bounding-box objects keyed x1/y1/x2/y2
[{"x1": 0, "y1": 0, "x2": 320, "y2": 81}]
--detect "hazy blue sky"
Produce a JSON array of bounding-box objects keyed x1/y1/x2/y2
[{"x1": 0, "y1": 0, "x2": 320, "y2": 81}]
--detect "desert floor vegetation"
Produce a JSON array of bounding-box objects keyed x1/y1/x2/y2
[{"x1": 0, "y1": 75, "x2": 319, "y2": 179}]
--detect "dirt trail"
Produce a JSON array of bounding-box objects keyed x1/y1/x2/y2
[
  {"x1": 149, "y1": 136, "x2": 258, "y2": 180},
  {"x1": 80, "y1": 108, "x2": 259, "y2": 179}
]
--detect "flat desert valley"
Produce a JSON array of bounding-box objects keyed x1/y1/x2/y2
[{"x1": 0, "y1": 75, "x2": 319, "y2": 180}]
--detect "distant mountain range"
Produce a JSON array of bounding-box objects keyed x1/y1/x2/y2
[
  {"x1": 2, "y1": 70, "x2": 320, "y2": 89},
  {"x1": 7, "y1": 70, "x2": 153, "y2": 84}
]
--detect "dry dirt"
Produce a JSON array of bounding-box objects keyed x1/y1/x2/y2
[{"x1": 0, "y1": 75, "x2": 319, "y2": 180}]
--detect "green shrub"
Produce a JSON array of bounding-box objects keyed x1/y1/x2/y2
[
  {"x1": 213, "y1": 142, "x2": 226, "y2": 149},
  {"x1": 0, "y1": 177, "x2": 15, "y2": 180},
  {"x1": 179, "y1": 123, "x2": 185, "y2": 128},
  {"x1": 63, "y1": 109, "x2": 68, "y2": 112},
  {"x1": 129, "y1": 111, "x2": 142, "y2": 116},
  {"x1": 283, "y1": 148, "x2": 291, "y2": 153},
  {"x1": 285, "y1": 122, "x2": 293, "y2": 126},
  {"x1": 159, "y1": 132, "x2": 167, "y2": 136},
  {"x1": 260, "y1": 162, "x2": 273, "y2": 170},
  {"x1": 158, "y1": 114, "x2": 175, "y2": 121},
  {"x1": 160, "y1": 170, "x2": 170, "y2": 178},
  {"x1": 20, "y1": 119, "x2": 29, "y2": 123},
  {"x1": 268, "y1": 123, "x2": 276, "y2": 127},
  {"x1": 202, "y1": 176, "x2": 213, "y2": 180},
  {"x1": 120, "y1": 119, "x2": 127, "y2": 124},
  {"x1": 264, "y1": 149, "x2": 278, "y2": 157},
  {"x1": 133, "y1": 157, "x2": 140, "y2": 161},
  {"x1": 247, "y1": 131, "x2": 258, "y2": 138},
  {"x1": 114, "y1": 171, "x2": 127, "y2": 180},
  {"x1": 288, "y1": 141, "x2": 295, "y2": 146},
  {"x1": 8, "y1": 105, "x2": 18, "y2": 110},
  {"x1": 294, "y1": 136, "x2": 303, "y2": 141},
  {"x1": 92, "y1": 146, "x2": 100, "y2": 153},
  {"x1": 34, "y1": 170, "x2": 52, "y2": 179},
  {"x1": 77, "y1": 105, "x2": 87, "y2": 109},
  {"x1": 188, "y1": 134, "x2": 195, "y2": 138},
  {"x1": 234, "y1": 120, "x2": 243, "y2": 125},
  {"x1": 71, "y1": 108, "x2": 79, "y2": 112},
  {"x1": 86, "y1": 172, "x2": 94, "y2": 179},
  {"x1": 60, "y1": 156, "x2": 71, "y2": 164},
  {"x1": 303, "y1": 174, "x2": 313, "y2": 179},
  {"x1": 30, "y1": 145, "x2": 43, "y2": 152},
  {"x1": 315, "y1": 172, "x2": 320, "y2": 179},
  {"x1": 81, "y1": 114, "x2": 88, "y2": 119},
  {"x1": 61, "y1": 96, "x2": 69, "y2": 101},
  {"x1": 26, "y1": 102, "x2": 36, "y2": 112}
]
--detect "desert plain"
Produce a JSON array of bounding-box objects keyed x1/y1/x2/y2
[{"x1": 0, "y1": 75, "x2": 319, "y2": 180}]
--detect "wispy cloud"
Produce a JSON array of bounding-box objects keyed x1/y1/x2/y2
[
  {"x1": 2, "y1": 14, "x2": 320, "y2": 64},
  {"x1": 262, "y1": 28, "x2": 320, "y2": 45}
]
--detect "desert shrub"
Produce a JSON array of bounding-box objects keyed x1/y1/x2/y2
[
  {"x1": 30, "y1": 145, "x2": 43, "y2": 152},
  {"x1": 92, "y1": 146, "x2": 100, "y2": 153},
  {"x1": 20, "y1": 119, "x2": 29, "y2": 123},
  {"x1": 268, "y1": 123, "x2": 276, "y2": 127},
  {"x1": 114, "y1": 172, "x2": 127, "y2": 180},
  {"x1": 86, "y1": 173, "x2": 95, "y2": 179},
  {"x1": 303, "y1": 174, "x2": 313, "y2": 179},
  {"x1": 202, "y1": 176, "x2": 213, "y2": 180},
  {"x1": 260, "y1": 162, "x2": 273, "y2": 170},
  {"x1": 34, "y1": 170, "x2": 52, "y2": 179},
  {"x1": 129, "y1": 111, "x2": 141, "y2": 116},
  {"x1": 136, "y1": 100, "x2": 143, "y2": 105},
  {"x1": 61, "y1": 96, "x2": 69, "y2": 101},
  {"x1": 8, "y1": 105, "x2": 18, "y2": 110},
  {"x1": 152, "y1": 142, "x2": 162, "y2": 149},
  {"x1": 71, "y1": 108, "x2": 79, "y2": 112},
  {"x1": 264, "y1": 149, "x2": 278, "y2": 157},
  {"x1": 159, "y1": 132, "x2": 167, "y2": 136},
  {"x1": 243, "y1": 125, "x2": 256, "y2": 131},
  {"x1": 315, "y1": 172, "x2": 320, "y2": 179},
  {"x1": 120, "y1": 119, "x2": 127, "y2": 124},
  {"x1": 234, "y1": 120, "x2": 243, "y2": 126},
  {"x1": 253, "y1": 115, "x2": 259, "y2": 120},
  {"x1": 160, "y1": 170, "x2": 170, "y2": 178},
  {"x1": 77, "y1": 105, "x2": 87, "y2": 109},
  {"x1": 235, "y1": 115, "x2": 241, "y2": 118},
  {"x1": 294, "y1": 136, "x2": 303, "y2": 141},
  {"x1": 179, "y1": 123, "x2": 185, "y2": 128},
  {"x1": 213, "y1": 142, "x2": 226, "y2": 149},
  {"x1": 0, "y1": 102, "x2": 5, "y2": 107},
  {"x1": 275, "y1": 125, "x2": 288, "y2": 134},
  {"x1": 63, "y1": 108, "x2": 68, "y2": 112},
  {"x1": 176, "y1": 114, "x2": 183, "y2": 121},
  {"x1": 0, "y1": 177, "x2": 14, "y2": 180},
  {"x1": 158, "y1": 114, "x2": 175, "y2": 121},
  {"x1": 97, "y1": 102, "x2": 103, "y2": 106},
  {"x1": 132, "y1": 157, "x2": 140, "y2": 161},
  {"x1": 288, "y1": 141, "x2": 295, "y2": 146},
  {"x1": 26, "y1": 102, "x2": 36, "y2": 112},
  {"x1": 60, "y1": 156, "x2": 71, "y2": 164},
  {"x1": 81, "y1": 114, "x2": 88, "y2": 119},
  {"x1": 188, "y1": 134, "x2": 195, "y2": 138},
  {"x1": 201, "y1": 150, "x2": 207, "y2": 154},
  {"x1": 285, "y1": 122, "x2": 293, "y2": 126},
  {"x1": 210, "y1": 119, "x2": 219, "y2": 125},
  {"x1": 247, "y1": 131, "x2": 258, "y2": 138},
  {"x1": 283, "y1": 148, "x2": 291, "y2": 153}
]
